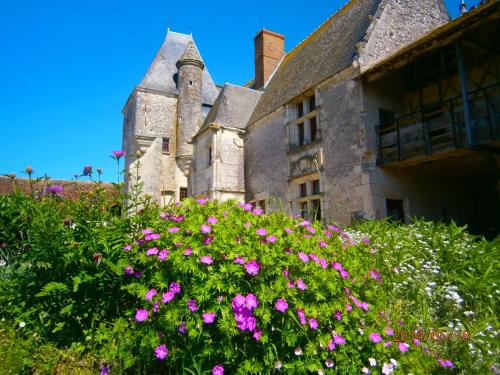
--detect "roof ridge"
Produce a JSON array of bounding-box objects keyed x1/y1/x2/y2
[{"x1": 282, "y1": 0, "x2": 361, "y2": 64}]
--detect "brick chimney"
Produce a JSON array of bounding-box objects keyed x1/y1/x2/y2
[{"x1": 254, "y1": 29, "x2": 285, "y2": 90}]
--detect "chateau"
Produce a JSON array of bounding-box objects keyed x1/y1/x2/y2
[{"x1": 122, "y1": 0, "x2": 500, "y2": 234}]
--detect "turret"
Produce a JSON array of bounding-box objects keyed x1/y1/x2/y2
[{"x1": 176, "y1": 41, "x2": 204, "y2": 175}]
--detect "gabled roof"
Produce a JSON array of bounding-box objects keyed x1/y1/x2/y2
[
  {"x1": 138, "y1": 31, "x2": 219, "y2": 105},
  {"x1": 195, "y1": 84, "x2": 263, "y2": 137},
  {"x1": 249, "y1": 0, "x2": 382, "y2": 124}
]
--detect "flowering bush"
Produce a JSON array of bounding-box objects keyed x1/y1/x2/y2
[{"x1": 0, "y1": 181, "x2": 498, "y2": 374}]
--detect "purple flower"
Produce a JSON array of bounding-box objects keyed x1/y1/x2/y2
[
  {"x1": 253, "y1": 328, "x2": 263, "y2": 341},
  {"x1": 334, "y1": 310, "x2": 342, "y2": 321},
  {"x1": 146, "y1": 247, "x2": 159, "y2": 256},
  {"x1": 243, "y1": 203, "x2": 253, "y2": 211},
  {"x1": 155, "y1": 344, "x2": 169, "y2": 360},
  {"x1": 187, "y1": 299, "x2": 199, "y2": 312},
  {"x1": 158, "y1": 249, "x2": 169, "y2": 261},
  {"x1": 332, "y1": 262, "x2": 343, "y2": 271},
  {"x1": 266, "y1": 235, "x2": 277, "y2": 243},
  {"x1": 299, "y1": 220, "x2": 310, "y2": 226},
  {"x1": 212, "y1": 365, "x2": 224, "y2": 375},
  {"x1": 82, "y1": 165, "x2": 93, "y2": 176},
  {"x1": 318, "y1": 240, "x2": 327, "y2": 248},
  {"x1": 124, "y1": 265, "x2": 134, "y2": 275},
  {"x1": 123, "y1": 244, "x2": 132, "y2": 252},
  {"x1": 152, "y1": 302, "x2": 160, "y2": 313},
  {"x1": 178, "y1": 321, "x2": 187, "y2": 334},
  {"x1": 298, "y1": 252, "x2": 309, "y2": 263},
  {"x1": 145, "y1": 288, "x2": 157, "y2": 301},
  {"x1": 370, "y1": 269, "x2": 382, "y2": 283},
  {"x1": 203, "y1": 235, "x2": 214, "y2": 245},
  {"x1": 233, "y1": 256, "x2": 245, "y2": 265},
  {"x1": 112, "y1": 150, "x2": 125, "y2": 158},
  {"x1": 100, "y1": 367, "x2": 109, "y2": 375},
  {"x1": 203, "y1": 312, "x2": 216, "y2": 324},
  {"x1": 319, "y1": 258, "x2": 328, "y2": 269},
  {"x1": 385, "y1": 327, "x2": 394, "y2": 336},
  {"x1": 328, "y1": 339, "x2": 336, "y2": 351},
  {"x1": 145, "y1": 233, "x2": 161, "y2": 241},
  {"x1": 297, "y1": 309, "x2": 307, "y2": 325},
  {"x1": 256, "y1": 228, "x2": 268, "y2": 236},
  {"x1": 200, "y1": 256, "x2": 214, "y2": 265},
  {"x1": 245, "y1": 260, "x2": 260, "y2": 275},
  {"x1": 398, "y1": 342, "x2": 409, "y2": 352},
  {"x1": 184, "y1": 247, "x2": 193, "y2": 256},
  {"x1": 197, "y1": 197, "x2": 208, "y2": 205},
  {"x1": 275, "y1": 298, "x2": 288, "y2": 313},
  {"x1": 333, "y1": 335, "x2": 346, "y2": 345},
  {"x1": 308, "y1": 318, "x2": 318, "y2": 330},
  {"x1": 252, "y1": 208, "x2": 264, "y2": 215},
  {"x1": 172, "y1": 214, "x2": 184, "y2": 222},
  {"x1": 287, "y1": 280, "x2": 295, "y2": 288},
  {"x1": 45, "y1": 185, "x2": 63, "y2": 195},
  {"x1": 162, "y1": 292, "x2": 175, "y2": 304},
  {"x1": 246, "y1": 294, "x2": 259, "y2": 310},
  {"x1": 134, "y1": 271, "x2": 142, "y2": 279},
  {"x1": 369, "y1": 332, "x2": 382, "y2": 343},
  {"x1": 168, "y1": 227, "x2": 180, "y2": 233},
  {"x1": 284, "y1": 227, "x2": 293, "y2": 234},
  {"x1": 340, "y1": 269, "x2": 350, "y2": 279},
  {"x1": 346, "y1": 303, "x2": 353, "y2": 312},
  {"x1": 438, "y1": 359, "x2": 455, "y2": 368},
  {"x1": 384, "y1": 341, "x2": 392, "y2": 347},
  {"x1": 169, "y1": 282, "x2": 181, "y2": 294},
  {"x1": 201, "y1": 224, "x2": 211, "y2": 234},
  {"x1": 207, "y1": 216, "x2": 218, "y2": 224},
  {"x1": 232, "y1": 294, "x2": 246, "y2": 311},
  {"x1": 296, "y1": 279, "x2": 307, "y2": 290},
  {"x1": 327, "y1": 225, "x2": 342, "y2": 233},
  {"x1": 306, "y1": 226, "x2": 316, "y2": 233},
  {"x1": 135, "y1": 309, "x2": 148, "y2": 322},
  {"x1": 243, "y1": 221, "x2": 252, "y2": 228}
]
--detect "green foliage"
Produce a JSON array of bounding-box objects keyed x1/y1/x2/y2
[{"x1": 0, "y1": 186, "x2": 498, "y2": 374}]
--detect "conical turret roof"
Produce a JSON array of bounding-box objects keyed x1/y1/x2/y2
[{"x1": 176, "y1": 41, "x2": 204, "y2": 69}]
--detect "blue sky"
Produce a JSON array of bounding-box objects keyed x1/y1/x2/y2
[{"x1": 0, "y1": 0, "x2": 479, "y2": 181}]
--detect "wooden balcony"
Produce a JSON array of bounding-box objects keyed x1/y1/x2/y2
[{"x1": 376, "y1": 82, "x2": 500, "y2": 166}]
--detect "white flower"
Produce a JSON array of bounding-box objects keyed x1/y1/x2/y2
[
  {"x1": 382, "y1": 363, "x2": 394, "y2": 375},
  {"x1": 325, "y1": 358, "x2": 334, "y2": 368},
  {"x1": 318, "y1": 371, "x2": 324, "y2": 375},
  {"x1": 0, "y1": 259, "x2": 6, "y2": 267},
  {"x1": 390, "y1": 359, "x2": 398, "y2": 367},
  {"x1": 274, "y1": 360, "x2": 282, "y2": 370},
  {"x1": 18, "y1": 322, "x2": 26, "y2": 328},
  {"x1": 362, "y1": 367, "x2": 370, "y2": 374},
  {"x1": 369, "y1": 358, "x2": 377, "y2": 367},
  {"x1": 294, "y1": 346, "x2": 302, "y2": 356}
]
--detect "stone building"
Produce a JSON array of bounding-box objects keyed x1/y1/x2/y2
[{"x1": 122, "y1": 0, "x2": 499, "y2": 234}]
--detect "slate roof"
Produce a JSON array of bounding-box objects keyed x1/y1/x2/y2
[
  {"x1": 138, "y1": 31, "x2": 219, "y2": 105},
  {"x1": 248, "y1": 0, "x2": 382, "y2": 124},
  {"x1": 195, "y1": 84, "x2": 263, "y2": 137}
]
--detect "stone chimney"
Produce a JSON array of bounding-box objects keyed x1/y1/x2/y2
[{"x1": 254, "y1": 29, "x2": 285, "y2": 90}]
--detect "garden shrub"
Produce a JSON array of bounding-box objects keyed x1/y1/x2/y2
[{"x1": 0, "y1": 181, "x2": 498, "y2": 374}]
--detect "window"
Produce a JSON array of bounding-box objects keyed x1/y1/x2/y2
[
  {"x1": 208, "y1": 147, "x2": 212, "y2": 166},
  {"x1": 386, "y1": 199, "x2": 405, "y2": 222},
  {"x1": 297, "y1": 102, "x2": 304, "y2": 118},
  {"x1": 179, "y1": 188, "x2": 188, "y2": 201},
  {"x1": 310, "y1": 116, "x2": 317, "y2": 142},
  {"x1": 162, "y1": 137, "x2": 170, "y2": 153},
  {"x1": 300, "y1": 202, "x2": 308, "y2": 219},
  {"x1": 308, "y1": 94, "x2": 316, "y2": 112},
  {"x1": 312, "y1": 179, "x2": 320, "y2": 195},
  {"x1": 312, "y1": 199, "x2": 321, "y2": 221},
  {"x1": 298, "y1": 123, "x2": 305, "y2": 146},
  {"x1": 299, "y1": 183, "x2": 307, "y2": 198}
]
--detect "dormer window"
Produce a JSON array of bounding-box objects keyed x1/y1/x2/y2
[{"x1": 287, "y1": 92, "x2": 320, "y2": 151}]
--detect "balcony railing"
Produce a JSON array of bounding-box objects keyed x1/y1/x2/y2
[{"x1": 376, "y1": 82, "x2": 500, "y2": 165}]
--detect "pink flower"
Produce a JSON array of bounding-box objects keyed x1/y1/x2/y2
[
  {"x1": 245, "y1": 294, "x2": 259, "y2": 310},
  {"x1": 438, "y1": 359, "x2": 455, "y2": 368},
  {"x1": 212, "y1": 365, "x2": 224, "y2": 375},
  {"x1": 203, "y1": 312, "x2": 216, "y2": 324},
  {"x1": 252, "y1": 208, "x2": 263, "y2": 215},
  {"x1": 297, "y1": 309, "x2": 307, "y2": 325},
  {"x1": 162, "y1": 291, "x2": 175, "y2": 304},
  {"x1": 201, "y1": 224, "x2": 211, "y2": 234},
  {"x1": 385, "y1": 327, "x2": 394, "y2": 336},
  {"x1": 172, "y1": 214, "x2": 184, "y2": 222},
  {"x1": 158, "y1": 249, "x2": 169, "y2": 261},
  {"x1": 168, "y1": 227, "x2": 180, "y2": 233},
  {"x1": 142, "y1": 228, "x2": 154, "y2": 235},
  {"x1": 323, "y1": 230, "x2": 332, "y2": 237},
  {"x1": 184, "y1": 248, "x2": 193, "y2": 256},
  {"x1": 112, "y1": 150, "x2": 125, "y2": 158},
  {"x1": 266, "y1": 235, "x2": 277, "y2": 243},
  {"x1": 327, "y1": 225, "x2": 342, "y2": 233},
  {"x1": 187, "y1": 299, "x2": 198, "y2": 312},
  {"x1": 334, "y1": 310, "x2": 342, "y2": 320},
  {"x1": 135, "y1": 309, "x2": 148, "y2": 322},
  {"x1": 318, "y1": 240, "x2": 327, "y2": 248},
  {"x1": 340, "y1": 269, "x2": 350, "y2": 279},
  {"x1": 123, "y1": 244, "x2": 132, "y2": 251},
  {"x1": 200, "y1": 256, "x2": 214, "y2": 264},
  {"x1": 203, "y1": 236, "x2": 214, "y2": 245},
  {"x1": 253, "y1": 328, "x2": 263, "y2": 341},
  {"x1": 146, "y1": 247, "x2": 159, "y2": 256},
  {"x1": 275, "y1": 298, "x2": 288, "y2": 313},
  {"x1": 297, "y1": 279, "x2": 307, "y2": 290},
  {"x1": 124, "y1": 265, "x2": 134, "y2": 275},
  {"x1": 346, "y1": 304, "x2": 353, "y2": 312},
  {"x1": 155, "y1": 344, "x2": 169, "y2": 360},
  {"x1": 332, "y1": 262, "x2": 343, "y2": 271},
  {"x1": 207, "y1": 216, "x2": 218, "y2": 224},
  {"x1": 243, "y1": 221, "x2": 252, "y2": 228},
  {"x1": 243, "y1": 203, "x2": 253, "y2": 211},
  {"x1": 398, "y1": 342, "x2": 409, "y2": 352},
  {"x1": 298, "y1": 252, "x2": 309, "y2": 263},
  {"x1": 370, "y1": 269, "x2": 382, "y2": 283},
  {"x1": 319, "y1": 258, "x2": 328, "y2": 269},
  {"x1": 328, "y1": 339, "x2": 336, "y2": 351},
  {"x1": 333, "y1": 335, "x2": 346, "y2": 345},
  {"x1": 369, "y1": 332, "x2": 382, "y2": 343},
  {"x1": 306, "y1": 226, "x2": 316, "y2": 233},
  {"x1": 308, "y1": 318, "x2": 318, "y2": 330},
  {"x1": 197, "y1": 197, "x2": 208, "y2": 205},
  {"x1": 284, "y1": 227, "x2": 293, "y2": 234},
  {"x1": 384, "y1": 341, "x2": 392, "y2": 347},
  {"x1": 145, "y1": 288, "x2": 157, "y2": 301},
  {"x1": 299, "y1": 220, "x2": 310, "y2": 226},
  {"x1": 256, "y1": 228, "x2": 267, "y2": 236},
  {"x1": 169, "y1": 282, "x2": 181, "y2": 294},
  {"x1": 233, "y1": 256, "x2": 245, "y2": 265},
  {"x1": 245, "y1": 260, "x2": 260, "y2": 275},
  {"x1": 287, "y1": 280, "x2": 295, "y2": 288},
  {"x1": 145, "y1": 233, "x2": 161, "y2": 241}
]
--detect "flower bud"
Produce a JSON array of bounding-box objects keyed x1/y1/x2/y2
[{"x1": 25, "y1": 165, "x2": 33, "y2": 175}]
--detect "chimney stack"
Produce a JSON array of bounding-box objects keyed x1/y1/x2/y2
[{"x1": 254, "y1": 29, "x2": 285, "y2": 90}]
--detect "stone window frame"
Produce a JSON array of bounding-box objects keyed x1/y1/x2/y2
[
  {"x1": 290, "y1": 173, "x2": 323, "y2": 221},
  {"x1": 286, "y1": 90, "x2": 320, "y2": 152}
]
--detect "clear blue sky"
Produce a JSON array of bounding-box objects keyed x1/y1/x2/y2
[{"x1": 0, "y1": 0, "x2": 478, "y2": 181}]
